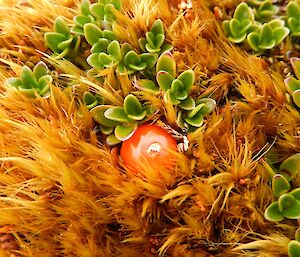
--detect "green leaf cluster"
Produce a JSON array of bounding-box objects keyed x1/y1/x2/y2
[
  {"x1": 264, "y1": 153, "x2": 300, "y2": 222},
  {"x1": 139, "y1": 19, "x2": 173, "y2": 54},
  {"x1": 89, "y1": 94, "x2": 149, "y2": 145},
  {"x1": 89, "y1": 0, "x2": 122, "y2": 23},
  {"x1": 285, "y1": 58, "x2": 300, "y2": 108},
  {"x1": 44, "y1": 17, "x2": 81, "y2": 59},
  {"x1": 5, "y1": 62, "x2": 52, "y2": 98},
  {"x1": 288, "y1": 229, "x2": 300, "y2": 257},
  {"x1": 287, "y1": 1, "x2": 300, "y2": 37},
  {"x1": 247, "y1": 19, "x2": 290, "y2": 53},
  {"x1": 253, "y1": 0, "x2": 279, "y2": 23}
]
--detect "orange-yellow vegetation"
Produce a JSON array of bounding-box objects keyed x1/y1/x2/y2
[{"x1": 0, "y1": 0, "x2": 298, "y2": 256}]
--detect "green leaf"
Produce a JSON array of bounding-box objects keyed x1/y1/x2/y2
[
  {"x1": 90, "y1": 3, "x2": 105, "y2": 19},
  {"x1": 90, "y1": 105, "x2": 119, "y2": 127},
  {"x1": 222, "y1": 20, "x2": 231, "y2": 37},
  {"x1": 151, "y1": 19, "x2": 164, "y2": 35},
  {"x1": 278, "y1": 194, "x2": 300, "y2": 219},
  {"x1": 54, "y1": 17, "x2": 70, "y2": 36},
  {"x1": 156, "y1": 51, "x2": 176, "y2": 77},
  {"x1": 187, "y1": 103, "x2": 205, "y2": 119},
  {"x1": 102, "y1": 30, "x2": 116, "y2": 41},
  {"x1": 279, "y1": 153, "x2": 300, "y2": 179},
  {"x1": 291, "y1": 57, "x2": 300, "y2": 80},
  {"x1": 293, "y1": 90, "x2": 300, "y2": 108},
  {"x1": 146, "y1": 32, "x2": 156, "y2": 46},
  {"x1": 161, "y1": 43, "x2": 173, "y2": 53},
  {"x1": 100, "y1": 125, "x2": 114, "y2": 135},
  {"x1": 33, "y1": 62, "x2": 48, "y2": 81},
  {"x1": 154, "y1": 34, "x2": 165, "y2": 48},
  {"x1": 74, "y1": 15, "x2": 92, "y2": 27},
  {"x1": 83, "y1": 23, "x2": 102, "y2": 45},
  {"x1": 44, "y1": 32, "x2": 66, "y2": 52},
  {"x1": 145, "y1": 43, "x2": 160, "y2": 53},
  {"x1": 285, "y1": 77, "x2": 300, "y2": 94},
  {"x1": 295, "y1": 228, "x2": 300, "y2": 242},
  {"x1": 170, "y1": 79, "x2": 187, "y2": 100},
  {"x1": 264, "y1": 201, "x2": 284, "y2": 222},
  {"x1": 273, "y1": 27, "x2": 290, "y2": 46},
  {"x1": 157, "y1": 70, "x2": 174, "y2": 91},
  {"x1": 272, "y1": 174, "x2": 291, "y2": 198},
  {"x1": 138, "y1": 37, "x2": 147, "y2": 52},
  {"x1": 83, "y1": 91, "x2": 98, "y2": 110},
  {"x1": 128, "y1": 63, "x2": 147, "y2": 71},
  {"x1": 290, "y1": 188, "x2": 300, "y2": 201},
  {"x1": 5, "y1": 77, "x2": 21, "y2": 88},
  {"x1": 177, "y1": 70, "x2": 195, "y2": 92},
  {"x1": 98, "y1": 53, "x2": 116, "y2": 67},
  {"x1": 124, "y1": 50, "x2": 140, "y2": 66},
  {"x1": 233, "y1": 2, "x2": 253, "y2": 21},
  {"x1": 287, "y1": 1, "x2": 300, "y2": 18},
  {"x1": 91, "y1": 39, "x2": 109, "y2": 53},
  {"x1": 139, "y1": 80, "x2": 159, "y2": 92},
  {"x1": 185, "y1": 112, "x2": 204, "y2": 127},
  {"x1": 196, "y1": 98, "x2": 216, "y2": 115},
  {"x1": 114, "y1": 123, "x2": 137, "y2": 141},
  {"x1": 80, "y1": 0, "x2": 91, "y2": 16},
  {"x1": 288, "y1": 240, "x2": 300, "y2": 257},
  {"x1": 111, "y1": 0, "x2": 122, "y2": 10},
  {"x1": 247, "y1": 32, "x2": 260, "y2": 52},
  {"x1": 178, "y1": 96, "x2": 195, "y2": 110},
  {"x1": 140, "y1": 53, "x2": 157, "y2": 69},
  {"x1": 21, "y1": 66, "x2": 37, "y2": 89},
  {"x1": 57, "y1": 37, "x2": 73, "y2": 50},
  {"x1": 87, "y1": 53, "x2": 103, "y2": 68},
  {"x1": 104, "y1": 106, "x2": 131, "y2": 123},
  {"x1": 18, "y1": 88, "x2": 36, "y2": 98},
  {"x1": 259, "y1": 24, "x2": 274, "y2": 48},
  {"x1": 71, "y1": 25, "x2": 84, "y2": 35},
  {"x1": 124, "y1": 94, "x2": 147, "y2": 120},
  {"x1": 106, "y1": 133, "x2": 122, "y2": 146},
  {"x1": 288, "y1": 18, "x2": 300, "y2": 35},
  {"x1": 107, "y1": 40, "x2": 121, "y2": 60},
  {"x1": 229, "y1": 19, "x2": 241, "y2": 38}
]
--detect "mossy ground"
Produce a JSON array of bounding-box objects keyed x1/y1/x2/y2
[{"x1": 0, "y1": 0, "x2": 299, "y2": 256}]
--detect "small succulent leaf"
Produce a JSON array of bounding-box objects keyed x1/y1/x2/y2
[
  {"x1": 239, "y1": 19, "x2": 253, "y2": 34},
  {"x1": 128, "y1": 63, "x2": 147, "y2": 71},
  {"x1": 151, "y1": 19, "x2": 164, "y2": 35},
  {"x1": 44, "y1": 32, "x2": 66, "y2": 52},
  {"x1": 140, "y1": 53, "x2": 157, "y2": 69},
  {"x1": 73, "y1": 35, "x2": 81, "y2": 53},
  {"x1": 160, "y1": 43, "x2": 174, "y2": 53},
  {"x1": 98, "y1": 53, "x2": 116, "y2": 67},
  {"x1": 124, "y1": 94, "x2": 146, "y2": 120},
  {"x1": 290, "y1": 188, "x2": 300, "y2": 201},
  {"x1": 222, "y1": 20, "x2": 231, "y2": 36},
  {"x1": 185, "y1": 112, "x2": 204, "y2": 127},
  {"x1": 115, "y1": 123, "x2": 137, "y2": 141},
  {"x1": 154, "y1": 34, "x2": 165, "y2": 48},
  {"x1": 91, "y1": 39, "x2": 109, "y2": 53},
  {"x1": 196, "y1": 98, "x2": 216, "y2": 116},
  {"x1": 157, "y1": 70, "x2": 174, "y2": 91},
  {"x1": 156, "y1": 51, "x2": 176, "y2": 76},
  {"x1": 146, "y1": 32, "x2": 156, "y2": 46},
  {"x1": 74, "y1": 15, "x2": 92, "y2": 27},
  {"x1": 264, "y1": 201, "x2": 284, "y2": 222},
  {"x1": 187, "y1": 103, "x2": 205, "y2": 119},
  {"x1": 80, "y1": 0, "x2": 91, "y2": 16},
  {"x1": 170, "y1": 79, "x2": 186, "y2": 100},
  {"x1": 104, "y1": 106, "x2": 131, "y2": 123},
  {"x1": 138, "y1": 37, "x2": 147, "y2": 52},
  {"x1": 103, "y1": 30, "x2": 116, "y2": 41},
  {"x1": 293, "y1": 90, "x2": 300, "y2": 108},
  {"x1": 90, "y1": 105, "x2": 119, "y2": 127},
  {"x1": 71, "y1": 25, "x2": 84, "y2": 35},
  {"x1": 6, "y1": 77, "x2": 21, "y2": 88},
  {"x1": 139, "y1": 80, "x2": 159, "y2": 92},
  {"x1": 229, "y1": 19, "x2": 241, "y2": 37},
  {"x1": 54, "y1": 17, "x2": 70, "y2": 36},
  {"x1": 268, "y1": 18, "x2": 284, "y2": 30},
  {"x1": 273, "y1": 27, "x2": 290, "y2": 46},
  {"x1": 21, "y1": 66, "x2": 38, "y2": 89},
  {"x1": 145, "y1": 43, "x2": 160, "y2": 53},
  {"x1": 247, "y1": 32, "x2": 260, "y2": 51},
  {"x1": 100, "y1": 125, "x2": 114, "y2": 135},
  {"x1": 178, "y1": 96, "x2": 195, "y2": 110},
  {"x1": 278, "y1": 194, "x2": 300, "y2": 219},
  {"x1": 287, "y1": 1, "x2": 300, "y2": 18},
  {"x1": 233, "y1": 2, "x2": 253, "y2": 21},
  {"x1": 83, "y1": 91, "x2": 98, "y2": 109},
  {"x1": 83, "y1": 23, "x2": 102, "y2": 45},
  {"x1": 291, "y1": 57, "x2": 300, "y2": 80},
  {"x1": 288, "y1": 18, "x2": 300, "y2": 35},
  {"x1": 228, "y1": 34, "x2": 247, "y2": 44},
  {"x1": 18, "y1": 88, "x2": 36, "y2": 98},
  {"x1": 37, "y1": 75, "x2": 52, "y2": 93},
  {"x1": 106, "y1": 133, "x2": 122, "y2": 146},
  {"x1": 121, "y1": 43, "x2": 133, "y2": 57},
  {"x1": 57, "y1": 37, "x2": 73, "y2": 50},
  {"x1": 259, "y1": 24, "x2": 273, "y2": 45},
  {"x1": 285, "y1": 77, "x2": 300, "y2": 94},
  {"x1": 107, "y1": 40, "x2": 121, "y2": 60},
  {"x1": 124, "y1": 51, "x2": 141, "y2": 66},
  {"x1": 33, "y1": 62, "x2": 48, "y2": 81},
  {"x1": 296, "y1": 228, "x2": 300, "y2": 242},
  {"x1": 177, "y1": 70, "x2": 195, "y2": 92},
  {"x1": 87, "y1": 53, "x2": 103, "y2": 68},
  {"x1": 165, "y1": 89, "x2": 180, "y2": 105},
  {"x1": 288, "y1": 240, "x2": 300, "y2": 257},
  {"x1": 279, "y1": 153, "x2": 300, "y2": 178},
  {"x1": 90, "y1": 3, "x2": 105, "y2": 18},
  {"x1": 272, "y1": 174, "x2": 291, "y2": 198},
  {"x1": 111, "y1": 0, "x2": 122, "y2": 10}
]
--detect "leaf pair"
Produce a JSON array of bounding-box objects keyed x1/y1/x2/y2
[
  {"x1": 139, "y1": 19, "x2": 173, "y2": 54},
  {"x1": 90, "y1": 94, "x2": 147, "y2": 145},
  {"x1": 6, "y1": 62, "x2": 52, "y2": 98},
  {"x1": 89, "y1": 0, "x2": 122, "y2": 23},
  {"x1": 287, "y1": 1, "x2": 300, "y2": 37},
  {"x1": 83, "y1": 91, "x2": 104, "y2": 110},
  {"x1": 285, "y1": 58, "x2": 300, "y2": 108},
  {"x1": 253, "y1": 0, "x2": 279, "y2": 22},
  {"x1": 45, "y1": 17, "x2": 81, "y2": 59},
  {"x1": 247, "y1": 19, "x2": 290, "y2": 52},
  {"x1": 156, "y1": 52, "x2": 194, "y2": 105},
  {"x1": 222, "y1": 2, "x2": 259, "y2": 43}
]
